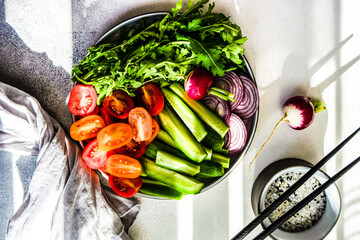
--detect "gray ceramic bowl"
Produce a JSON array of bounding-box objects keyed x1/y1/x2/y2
[
  {"x1": 251, "y1": 158, "x2": 341, "y2": 240},
  {"x1": 90, "y1": 12, "x2": 259, "y2": 199}
]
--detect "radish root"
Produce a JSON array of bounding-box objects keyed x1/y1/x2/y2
[{"x1": 249, "y1": 115, "x2": 288, "y2": 180}]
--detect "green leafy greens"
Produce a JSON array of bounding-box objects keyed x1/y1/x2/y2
[{"x1": 71, "y1": 0, "x2": 247, "y2": 104}]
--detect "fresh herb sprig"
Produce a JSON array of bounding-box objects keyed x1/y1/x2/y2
[{"x1": 72, "y1": 0, "x2": 247, "y2": 104}]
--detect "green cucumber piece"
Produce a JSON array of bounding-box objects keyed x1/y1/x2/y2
[
  {"x1": 195, "y1": 161, "x2": 224, "y2": 178},
  {"x1": 201, "y1": 125, "x2": 225, "y2": 150},
  {"x1": 156, "y1": 129, "x2": 180, "y2": 149},
  {"x1": 156, "y1": 151, "x2": 200, "y2": 176},
  {"x1": 159, "y1": 105, "x2": 207, "y2": 163},
  {"x1": 170, "y1": 82, "x2": 229, "y2": 138},
  {"x1": 162, "y1": 88, "x2": 208, "y2": 142},
  {"x1": 213, "y1": 148, "x2": 229, "y2": 155},
  {"x1": 140, "y1": 157, "x2": 204, "y2": 194},
  {"x1": 203, "y1": 145, "x2": 213, "y2": 160},
  {"x1": 144, "y1": 140, "x2": 188, "y2": 160},
  {"x1": 211, "y1": 152, "x2": 230, "y2": 169},
  {"x1": 140, "y1": 178, "x2": 184, "y2": 200}
]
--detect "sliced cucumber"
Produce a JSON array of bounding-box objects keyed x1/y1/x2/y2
[
  {"x1": 140, "y1": 178, "x2": 185, "y2": 200},
  {"x1": 156, "y1": 151, "x2": 200, "y2": 176},
  {"x1": 196, "y1": 161, "x2": 224, "y2": 178},
  {"x1": 140, "y1": 157, "x2": 204, "y2": 194}
]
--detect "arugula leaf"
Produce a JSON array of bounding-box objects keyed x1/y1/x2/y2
[{"x1": 71, "y1": 0, "x2": 248, "y2": 102}]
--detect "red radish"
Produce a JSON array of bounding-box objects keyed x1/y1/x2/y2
[
  {"x1": 184, "y1": 68, "x2": 213, "y2": 100},
  {"x1": 248, "y1": 96, "x2": 322, "y2": 178}
]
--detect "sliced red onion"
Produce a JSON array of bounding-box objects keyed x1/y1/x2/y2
[
  {"x1": 213, "y1": 71, "x2": 244, "y2": 110},
  {"x1": 224, "y1": 114, "x2": 248, "y2": 155},
  {"x1": 202, "y1": 95, "x2": 231, "y2": 122},
  {"x1": 233, "y1": 74, "x2": 259, "y2": 119}
]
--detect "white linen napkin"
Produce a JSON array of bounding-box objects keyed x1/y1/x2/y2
[{"x1": 0, "y1": 82, "x2": 140, "y2": 240}]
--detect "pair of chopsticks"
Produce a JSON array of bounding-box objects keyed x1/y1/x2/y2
[{"x1": 232, "y1": 126, "x2": 360, "y2": 240}]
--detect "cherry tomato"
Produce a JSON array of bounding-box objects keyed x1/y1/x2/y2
[
  {"x1": 144, "y1": 118, "x2": 159, "y2": 146},
  {"x1": 108, "y1": 175, "x2": 142, "y2": 198},
  {"x1": 128, "y1": 107, "x2": 152, "y2": 142},
  {"x1": 70, "y1": 115, "x2": 105, "y2": 141},
  {"x1": 97, "y1": 123, "x2": 133, "y2": 151},
  {"x1": 117, "y1": 139, "x2": 146, "y2": 159},
  {"x1": 68, "y1": 84, "x2": 97, "y2": 116},
  {"x1": 136, "y1": 83, "x2": 164, "y2": 116},
  {"x1": 83, "y1": 105, "x2": 99, "y2": 117},
  {"x1": 106, "y1": 154, "x2": 142, "y2": 179},
  {"x1": 82, "y1": 138, "x2": 115, "y2": 169},
  {"x1": 99, "y1": 107, "x2": 115, "y2": 126},
  {"x1": 102, "y1": 90, "x2": 134, "y2": 119}
]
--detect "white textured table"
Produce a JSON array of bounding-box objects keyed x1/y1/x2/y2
[{"x1": 1, "y1": 1, "x2": 360, "y2": 239}]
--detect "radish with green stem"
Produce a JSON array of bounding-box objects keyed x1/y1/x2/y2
[
  {"x1": 249, "y1": 96, "x2": 326, "y2": 178},
  {"x1": 184, "y1": 68, "x2": 237, "y2": 101}
]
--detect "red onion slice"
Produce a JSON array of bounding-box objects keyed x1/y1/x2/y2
[
  {"x1": 225, "y1": 114, "x2": 248, "y2": 155},
  {"x1": 233, "y1": 74, "x2": 259, "y2": 119},
  {"x1": 202, "y1": 95, "x2": 231, "y2": 122},
  {"x1": 213, "y1": 71, "x2": 244, "y2": 110}
]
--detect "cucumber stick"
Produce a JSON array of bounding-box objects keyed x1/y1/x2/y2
[
  {"x1": 140, "y1": 178, "x2": 184, "y2": 200},
  {"x1": 156, "y1": 129, "x2": 180, "y2": 149},
  {"x1": 156, "y1": 151, "x2": 200, "y2": 176},
  {"x1": 140, "y1": 157, "x2": 204, "y2": 194},
  {"x1": 159, "y1": 105, "x2": 207, "y2": 163},
  {"x1": 144, "y1": 140, "x2": 189, "y2": 160},
  {"x1": 169, "y1": 83, "x2": 230, "y2": 138},
  {"x1": 211, "y1": 152, "x2": 230, "y2": 169},
  {"x1": 157, "y1": 128, "x2": 212, "y2": 160},
  {"x1": 196, "y1": 161, "x2": 224, "y2": 178},
  {"x1": 162, "y1": 88, "x2": 207, "y2": 142}
]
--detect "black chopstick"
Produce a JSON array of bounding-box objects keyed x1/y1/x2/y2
[
  {"x1": 232, "y1": 126, "x2": 360, "y2": 240},
  {"x1": 254, "y1": 155, "x2": 360, "y2": 240}
]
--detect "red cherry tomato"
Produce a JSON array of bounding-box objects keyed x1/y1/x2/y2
[
  {"x1": 106, "y1": 154, "x2": 142, "y2": 179},
  {"x1": 99, "y1": 107, "x2": 115, "y2": 126},
  {"x1": 144, "y1": 118, "x2": 159, "y2": 146},
  {"x1": 82, "y1": 138, "x2": 115, "y2": 169},
  {"x1": 68, "y1": 84, "x2": 97, "y2": 116},
  {"x1": 102, "y1": 90, "x2": 134, "y2": 119},
  {"x1": 70, "y1": 115, "x2": 105, "y2": 141},
  {"x1": 136, "y1": 83, "x2": 164, "y2": 116},
  {"x1": 116, "y1": 139, "x2": 146, "y2": 159},
  {"x1": 97, "y1": 123, "x2": 133, "y2": 151},
  {"x1": 108, "y1": 175, "x2": 142, "y2": 198},
  {"x1": 128, "y1": 107, "x2": 153, "y2": 142}
]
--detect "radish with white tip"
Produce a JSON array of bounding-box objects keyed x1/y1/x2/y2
[{"x1": 249, "y1": 96, "x2": 326, "y2": 178}]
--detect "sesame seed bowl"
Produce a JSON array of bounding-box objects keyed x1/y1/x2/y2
[{"x1": 251, "y1": 158, "x2": 341, "y2": 240}]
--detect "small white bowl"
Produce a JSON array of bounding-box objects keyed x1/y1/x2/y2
[{"x1": 251, "y1": 158, "x2": 341, "y2": 240}]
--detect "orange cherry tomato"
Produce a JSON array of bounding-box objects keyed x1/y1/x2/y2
[
  {"x1": 97, "y1": 123, "x2": 133, "y2": 151},
  {"x1": 106, "y1": 154, "x2": 142, "y2": 179},
  {"x1": 144, "y1": 118, "x2": 159, "y2": 146},
  {"x1": 70, "y1": 115, "x2": 105, "y2": 141},
  {"x1": 128, "y1": 107, "x2": 152, "y2": 142},
  {"x1": 108, "y1": 175, "x2": 142, "y2": 198}
]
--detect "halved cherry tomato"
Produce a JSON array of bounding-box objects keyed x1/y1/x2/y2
[
  {"x1": 117, "y1": 139, "x2": 146, "y2": 159},
  {"x1": 70, "y1": 115, "x2": 105, "y2": 141},
  {"x1": 128, "y1": 107, "x2": 152, "y2": 142},
  {"x1": 83, "y1": 105, "x2": 99, "y2": 117},
  {"x1": 106, "y1": 154, "x2": 142, "y2": 178},
  {"x1": 102, "y1": 90, "x2": 134, "y2": 119},
  {"x1": 108, "y1": 175, "x2": 142, "y2": 198},
  {"x1": 97, "y1": 123, "x2": 133, "y2": 151},
  {"x1": 136, "y1": 83, "x2": 164, "y2": 116},
  {"x1": 68, "y1": 84, "x2": 97, "y2": 116},
  {"x1": 82, "y1": 138, "x2": 115, "y2": 169},
  {"x1": 144, "y1": 118, "x2": 159, "y2": 146},
  {"x1": 99, "y1": 107, "x2": 115, "y2": 126}
]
